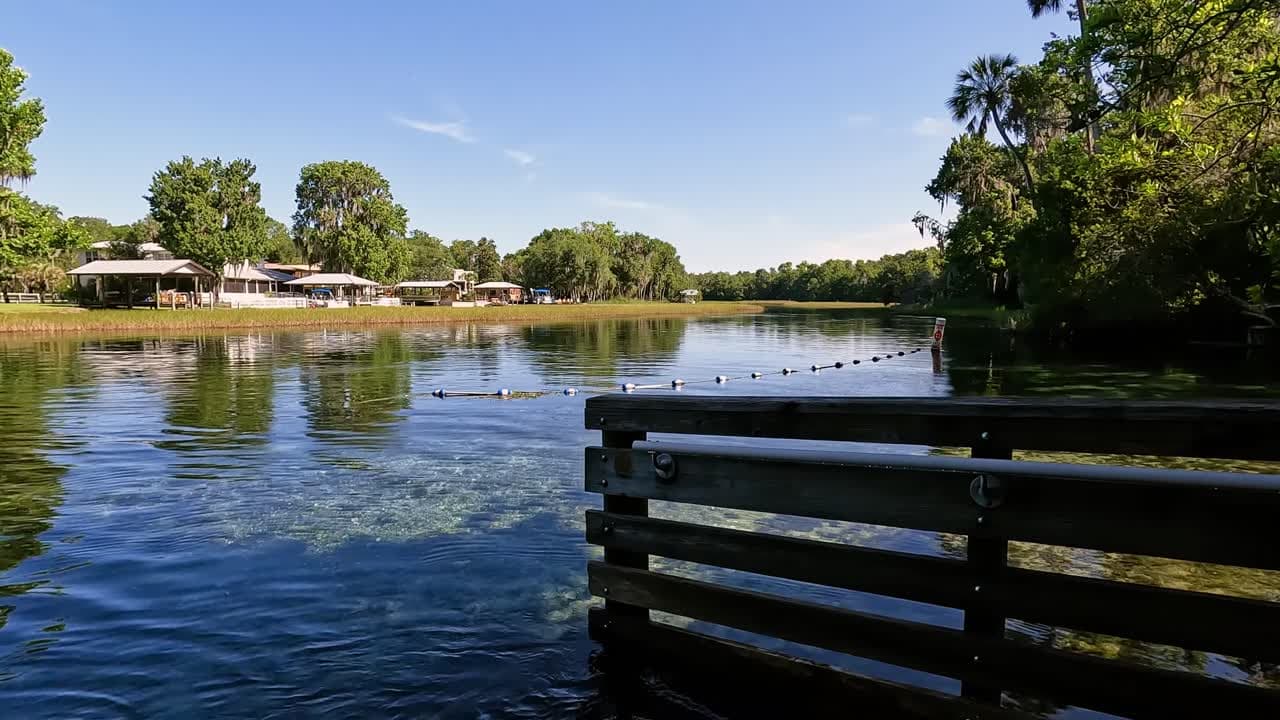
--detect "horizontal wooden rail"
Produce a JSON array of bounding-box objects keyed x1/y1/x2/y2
[
  {"x1": 586, "y1": 511, "x2": 1280, "y2": 662},
  {"x1": 585, "y1": 446, "x2": 1280, "y2": 570},
  {"x1": 588, "y1": 608, "x2": 1038, "y2": 720},
  {"x1": 631, "y1": 442, "x2": 1280, "y2": 492},
  {"x1": 585, "y1": 396, "x2": 1280, "y2": 460},
  {"x1": 584, "y1": 394, "x2": 1280, "y2": 716},
  {"x1": 588, "y1": 562, "x2": 1280, "y2": 719}
]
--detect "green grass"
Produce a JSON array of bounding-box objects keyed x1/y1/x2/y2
[
  {"x1": 0, "y1": 301, "x2": 765, "y2": 334},
  {"x1": 893, "y1": 300, "x2": 1033, "y2": 330},
  {"x1": 0, "y1": 302, "x2": 85, "y2": 315},
  {"x1": 755, "y1": 300, "x2": 892, "y2": 310}
]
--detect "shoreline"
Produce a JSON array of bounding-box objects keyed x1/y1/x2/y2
[{"x1": 0, "y1": 301, "x2": 766, "y2": 336}]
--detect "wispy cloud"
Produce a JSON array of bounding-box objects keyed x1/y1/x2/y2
[
  {"x1": 504, "y1": 148, "x2": 535, "y2": 166},
  {"x1": 911, "y1": 116, "x2": 951, "y2": 137},
  {"x1": 844, "y1": 113, "x2": 875, "y2": 128},
  {"x1": 392, "y1": 115, "x2": 475, "y2": 143},
  {"x1": 587, "y1": 192, "x2": 656, "y2": 210}
]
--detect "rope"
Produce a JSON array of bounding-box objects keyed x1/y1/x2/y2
[{"x1": 425, "y1": 346, "x2": 928, "y2": 399}]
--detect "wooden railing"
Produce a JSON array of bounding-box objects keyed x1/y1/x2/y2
[{"x1": 583, "y1": 396, "x2": 1280, "y2": 719}]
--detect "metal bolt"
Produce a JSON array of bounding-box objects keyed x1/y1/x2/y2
[
  {"x1": 972, "y1": 655, "x2": 980, "y2": 663},
  {"x1": 653, "y1": 453, "x2": 677, "y2": 481},
  {"x1": 602, "y1": 586, "x2": 610, "y2": 595},
  {"x1": 976, "y1": 515, "x2": 986, "y2": 526},
  {"x1": 602, "y1": 524, "x2": 613, "y2": 534},
  {"x1": 600, "y1": 454, "x2": 608, "y2": 462},
  {"x1": 980, "y1": 431, "x2": 990, "y2": 441},
  {"x1": 600, "y1": 478, "x2": 608, "y2": 487},
  {"x1": 599, "y1": 417, "x2": 607, "y2": 425},
  {"x1": 970, "y1": 474, "x2": 1005, "y2": 509},
  {"x1": 973, "y1": 585, "x2": 982, "y2": 593}
]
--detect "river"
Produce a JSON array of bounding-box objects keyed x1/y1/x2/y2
[{"x1": 1, "y1": 308, "x2": 1277, "y2": 718}]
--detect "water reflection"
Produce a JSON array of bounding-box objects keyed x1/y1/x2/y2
[
  {"x1": 0, "y1": 343, "x2": 79, "y2": 579},
  {"x1": 300, "y1": 332, "x2": 416, "y2": 443},
  {"x1": 0, "y1": 342, "x2": 85, "y2": 671},
  {"x1": 158, "y1": 336, "x2": 276, "y2": 451},
  {"x1": 0, "y1": 312, "x2": 1276, "y2": 717},
  {"x1": 941, "y1": 324, "x2": 1280, "y2": 399},
  {"x1": 523, "y1": 318, "x2": 687, "y2": 381}
]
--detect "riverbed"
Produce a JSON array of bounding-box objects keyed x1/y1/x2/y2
[{"x1": 1, "y1": 309, "x2": 1277, "y2": 718}]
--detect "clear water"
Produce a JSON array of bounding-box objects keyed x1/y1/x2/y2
[{"x1": 1, "y1": 309, "x2": 1277, "y2": 718}]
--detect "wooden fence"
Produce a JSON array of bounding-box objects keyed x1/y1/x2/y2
[{"x1": 583, "y1": 396, "x2": 1280, "y2": 719}]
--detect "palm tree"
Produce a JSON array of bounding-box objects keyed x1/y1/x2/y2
[
  {"x1": 947, "y1": 54, "x2": 1036, "y2": 197},
  {"x1": 1026, "y1": 0, "x2": 1087, "y2": 27},
  {"x1": 1028, "y1": 0, "x2": 1099, "y2": 147}
]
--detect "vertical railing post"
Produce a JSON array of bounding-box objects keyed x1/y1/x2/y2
[
  {"x1": 601, "y1": 429, "x2": 649, "y2": 621},
  {"x1": 962, "y1": 430, "x2": 1010, "y2": 704}
]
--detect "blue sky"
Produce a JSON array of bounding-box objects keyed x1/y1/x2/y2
[{"x1": 6, "y1": 1, "x2": 1069, "y2": 271}]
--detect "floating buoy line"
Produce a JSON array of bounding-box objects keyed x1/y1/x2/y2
[{"x1": 424, "y1": 346, "x2": 929, "y2": 400}]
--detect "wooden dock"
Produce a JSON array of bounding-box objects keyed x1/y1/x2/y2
[{"x1": 582, "y1": 395, "x2": 1280, "y2": 719}]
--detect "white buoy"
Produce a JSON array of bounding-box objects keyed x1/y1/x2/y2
[
  {"x1": 622, "y1": 383, "x2": 637, "y2": 392},
  {"x1": 810, "y1": 364, "x2": 820, "y2": 372},
  {"x1": 715, "y1": 375, "x2": 729, "y2": 384},
  {"x1": 432, "y1": 388, "x2": 447, "y2": 398},
  {"x1": 782, "y1": 368, "x2": 795, "y2": 375},
  {"x1": 498, "y1": 388, "x2": 512, "y2": 397},
  {"x1": 750, "y1": 372, "x2": 763, "y2": 379},
  {"x1": 671, "y1": 378, "x2": 686, "y2": 387},
  {"x1": 563, "y1": 387, "x2": 578, "y2": 395}
]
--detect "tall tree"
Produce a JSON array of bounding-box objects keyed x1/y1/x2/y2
[
  {"x1": 146, "y1": 156, "x2": 269, "y2": 296},
  {"x1": 404, "y1": 230, "x2": 453, "y2": 279},
  {"x1": 474, "y1": 237, "x2": 502, "y2": 281},
  {"x1": 67, "y1": 216, "x2": 121, "y2": 246},
  {"x1": 947, "y1": 54, "x2": 1036, "y2": 197},
  {"x1": 293, "y1": 161, "x2": 408, "y2": 283},
  {"x1": 448, "y1": 239, "x2": 478, "y2": 272},
  {"x1": 108, "y1": 215, "x2": 161, "y2": 259},
  {"x1": 0, "y1": 198, "x2": 86, "y2": 301},
  {"x1": 1026, "y1": 0, "x2": 1099, "y2": 148},
  {"x1": 0, "y1": 49, "x2": 44, "y2": 188},
  {"x1": 262, "y1": 217, "x2": 302, "y2": 264},
  {"x1": 0, "y1": 52, "x2": 86, "y2": 300}
]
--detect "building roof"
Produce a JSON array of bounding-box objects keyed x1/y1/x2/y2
[
  {"x1": 680, "y1": 288, "x2": 700, "y2": 295},
  {"x1": 474, "y1": 281, "x2": 524, "y2": 290},
  {"x1": 88, "y1": 241, "x2": 167, "y2": 253},
  {"x1": 263, "y1": 262, "x2": 321, "y2": 272},
  {"x1": 396, "y1": 280, "x2": 456, "y2": 289},
  {"x1": 66, "y1": 259, "x2": 216, "y2": 277},
  {"x1": 259, "y1": 268, "x2": 297, "y2": 283},
  {"x1": 223, "y1": 262, "x2": 276, "y2": 282},
  {"x1": 283, "y1": 272, "x2": 379, "y2": 287}
]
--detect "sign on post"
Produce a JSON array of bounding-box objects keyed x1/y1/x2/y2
[{"x1": 932, "y1": 317, "x2": 947, "y2": 350}]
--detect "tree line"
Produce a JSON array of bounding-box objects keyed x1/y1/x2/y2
[
  {"x1": 691, "y1": 248, "x2": 942, "y2": 304},
  {"x1": 0, "y1": 44, "x2": 693, "y2": 302},
  {"x1": 912, "y1": 0, "x2": 1280, "y2": 333},
  {"x1": 0, "y1": 49, "x2": 86, "y2": 301}
]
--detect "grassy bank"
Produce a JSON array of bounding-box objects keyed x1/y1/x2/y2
[
  {"x1": 0, "y1": 302, "x2": 85, "y2": 315},
  {"x1": 754, "y1": 300, "x2": 891, "y2": 310},
  {"x1": 892, "y1": 301, "x2": 1032, "y2": 330},
  {"x1": 0, "y1": 301, "x2": 764, "y2": 334}
]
